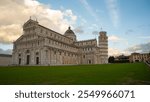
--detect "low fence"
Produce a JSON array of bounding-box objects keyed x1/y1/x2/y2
[{"x1": 145, "y1": 61, "x2": 150, "y2": 67}]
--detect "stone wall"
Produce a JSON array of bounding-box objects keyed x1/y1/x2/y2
[{"x1": 0, "y1": 54, "x2": 12, "y2": 66}]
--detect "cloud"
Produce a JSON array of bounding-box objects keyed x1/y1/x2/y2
[
  {"x1": 88, "y1": 24, "x2": 99, "y2": 30},
  {"x1": 63, "y1": 9, "x2": 77, "y2": 24},
  {"x1": 137, "y1": 24, "x2": 150, "y2": 29},
  {"x1": 108, "y1": 47, "x2": 122, "y2": 56},
  {"x1": 92, "y1": 31, "x2": 99, "y2": 35},
  {"x1": 109, "y1": 47, "x2": 130, "y2": 56},
  {"x1": 108, "y1": 35, "x2": 120, "y2": 42},
  {"x1": 0, "y1": 48, "x2": 12, "y2": 54},
  {"x1": 74, "y1": 26, "x2": 84, "y2": 34},
  {"x1": 125, "y1": 29, "x2": 134, "y2": 34},
  {"x1": 108, "y1": 35, "x2": 129, "y2": 50},
  {"x1": 105, "y1": 0, "x2": 120, "y2": 28},
  {"x1": 79, "y1": 0, "x2": 99, "y2": 21},
  {"x1": 126, "y1": 42, "x2": 150, "y2": 53},
  {"x1": 0, "y1": 24, "x2": 22, "y2": 44},
  {"x1": 137, "y1": 36, "x2": 150, "y2": 39},
  {"x1": 108, "y1": 35, "x2": 128, "y2": 46},
  {"x1": 80, "y1": 17, "x2": 87, "y2": 25},
  {"x1": 0, "y1": 0, "x2": 77, "y2": 44},
  {"x1": 95, "y1": 9, "x2": 104, "y2": 13}
]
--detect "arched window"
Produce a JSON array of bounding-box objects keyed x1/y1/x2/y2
[
  {"x1": 26, "y1": 50, "x2": 30, "y2": 53},
  {"x1": 88, "y1": 60, "x2": 92, "y2": 64},
  {"x1": 35, "y1": 52, "x2": 39, "y2": 55},
  {"x1": 83, "y1": 55, "x2": 85, "y2": 58}
]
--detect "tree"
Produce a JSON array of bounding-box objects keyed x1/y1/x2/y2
[{"x1": 108, "y1": 56, "x2": 115, "y2": 63}]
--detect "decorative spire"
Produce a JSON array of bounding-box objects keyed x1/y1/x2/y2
[{"x1": 69, "y1": 26, "x2": 71, "y2": 30}]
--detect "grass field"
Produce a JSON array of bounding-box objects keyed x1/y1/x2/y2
[{"x1": 0, "y1": 63, "x2": 150, "y2": 85}]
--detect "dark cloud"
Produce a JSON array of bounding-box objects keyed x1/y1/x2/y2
[
  {"x1": 137, "y1": 24, "x2": 150, "y2": 29},
  {"x1": 0, "y1": 48, "x2": 12, "y2": 54},
  {"x1": 126, "y1": 42, "x2": 150, "y2": 53},
  {"x1": 125, "y1": 29, "x2": 134, "y2": 35},
  {"x1": 92, "y1": 31, "x2": 99, "y2": 35},
  {"x1": 74, "y1": 26, "x2": 84, "y2": 34}
]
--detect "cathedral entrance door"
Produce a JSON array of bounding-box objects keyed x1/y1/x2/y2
[
  {"x1": 36, "y1": 57, "x2": 39, "y2": 65},
  {"x1": 26, "y1": 55, "x2": 30, "y2": 65},
  {"x1": 88, "y1": 60, "x2": 91, "y2": 64},
  {"x1": 19, "y1": 58, "x2": 21, "y2": 65}
]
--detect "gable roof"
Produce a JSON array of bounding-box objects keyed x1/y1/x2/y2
[{"x1": 23, "y1": 19, "x2": 38, "y2": 27}]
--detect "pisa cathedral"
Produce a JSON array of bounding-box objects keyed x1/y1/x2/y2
[{"x1": 12, "y1": 18, "x2": 108, "y2": 66}]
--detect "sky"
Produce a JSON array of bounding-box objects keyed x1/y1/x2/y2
[{"x1": 0, "y1": 0, "x2": 150, "y2": 56}]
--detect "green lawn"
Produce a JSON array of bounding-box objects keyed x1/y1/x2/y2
[{"x1": 0, "y1": 63, "x2": 150, "y2": 85}]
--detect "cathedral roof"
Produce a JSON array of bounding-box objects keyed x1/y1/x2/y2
[
  {"x1": 23, "y1": 18, "x2": 38, "y2": 29},
  {"x1": 64, "y1": 27, "x2": 76, "y2": 36},
  {"x1": 76, "y1": 39, "x2": 97, "y2": 43}
]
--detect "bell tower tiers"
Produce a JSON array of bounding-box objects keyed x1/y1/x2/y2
[{"x1": 99, "y1": 31, "x2": 108, "y2": 63}]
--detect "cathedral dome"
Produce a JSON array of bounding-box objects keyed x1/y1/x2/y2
[
  {"x1": 64, "y1": 26, "x2": 76, "y2": 41},
  {"x1": 64, "y1": 26, "x2": 75, "y2": 36}
]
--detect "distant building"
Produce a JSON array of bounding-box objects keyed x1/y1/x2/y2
[
  {"x1": 108, "y1": 55, "x2": 129, "y2": 63},
  {"x1": 12, "y1": 18, "x2": 108, "y2": 66},
  {"x1": 0, "y1": 54, "x2": 12, "y2": 66},
  {"x1": 115, "y1": 55, "x2": 129, "y2": 63},
  {"x1": 129, "y1": 52, "x2": 150, "y2": 63}
]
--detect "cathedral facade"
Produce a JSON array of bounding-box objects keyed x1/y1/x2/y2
[{"x1": 12, "y1": 19, "x2": 108, "y2": 66}]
